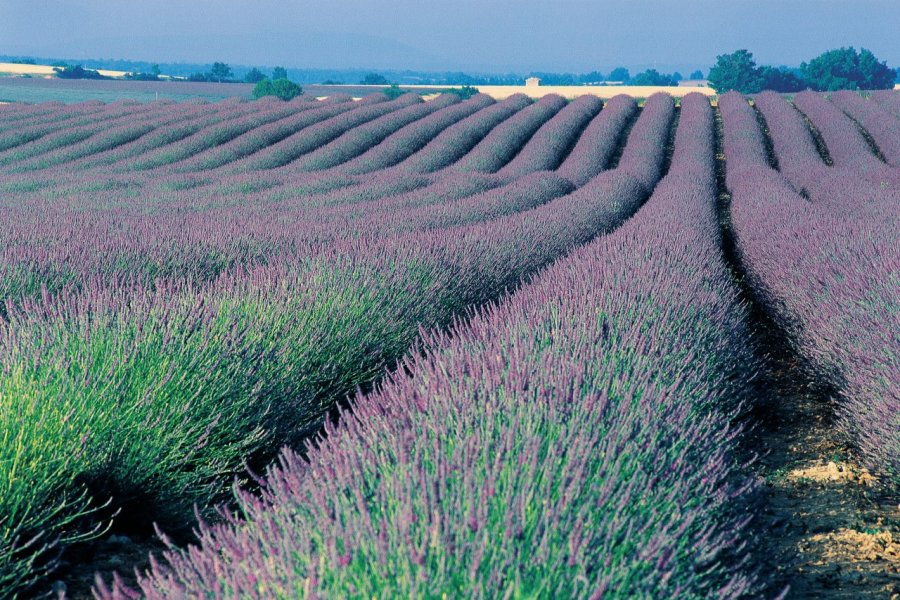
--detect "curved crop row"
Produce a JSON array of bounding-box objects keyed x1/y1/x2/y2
[
  {"x1": 170, "y1": 98, "x2": 355, "y2": 172},
  {"x1": 555, "y1": 94, "x2": 638, "y2": 186},
  {"x1": 754, "y1": 91, "x2": 900, "y2": 207},
  {"x1": 238, "y1": 93, "x2": 421, "y2": 171},
  {"x1": 70, "y1": 102, "x2": 244, "y2": 170},
  {"x1": 8, "y1": 122, "x2": 158, "y2": 172},
  {"x1": 340, "y1": 94, "x2": 495, "y2": 175},
  {"x1": 0, "y1": 100, "x2": 110, "y2": 136},
  {"x1": 284, "y1": 94, "x2": 461, "y2": 173},
  {"x1": 792, "y1": 91, "x2": 886, "y2": 172},
  {"x1": 0, "y1": 101, "x2": 160, "y2": 166},
  {"x1": 398, "y1": 94, "x2": 532, "y2": 173},
  {"x1": 0, "y1": 101, "x2": 674, "y2": 594},
  {"x1": 830, "y1": 90, "x2": 900, "y2": 166},
  {"x1": 107, "y1": 93, "x2": 761, "y2": 600},
  {"x1": 498, "y1": 94, "x2": 602, "y2": 177},
  {"x1": 0, "y1": 101, "x2": 68, "y2": 129},
  {"x1": 616, "y1": 92, "x2": 676, "y2": 189},
  {"x1": 124, "y1": 99, "x2": 312, "y2": 171},
  {"x1": 722, "y1": 92, "x2": 900, "y2": 488},
  {"x1": 752, "y1": 91, "x2": 828, "y2": 180},
  {"x1": 0, "y1": 102, "x2": 119, "y2": 152},
  {"x1": 448, "y1": 94, "x2": 567, "y2": 173},
  {"x1": 266, "y1": 172, "x2": 574, "y2": 246},
  {"x1": 312, "y1": 173, "x2": 503, "y2": 219},
  {"x1": 870, "y1": 89, "x2": 900, "y2": 118}
]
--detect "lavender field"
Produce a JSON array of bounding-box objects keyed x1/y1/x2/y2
[{"x1": 0, "y1": 90, "x2": 897, "y2": 598}]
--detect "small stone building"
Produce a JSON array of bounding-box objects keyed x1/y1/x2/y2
[{"x1": 525, "y1": 77, "x2": 541, "y2": 87}]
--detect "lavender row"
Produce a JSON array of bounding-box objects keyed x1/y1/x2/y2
[
  {"x1": 721, "y1": 92, "x2": 900, "y2": 487},
  {"x1": 165, "y1": 97, "x2": 356, "y2": 172},
  {"x1": 870, "y1": 89, "x2": 900, "y2": 118},
  {"x1": 69, "y1": 101, "x2": 245, "y2": 170},
  {"x1": 266, "y1": 172, "x2": 574, "y2": 247},
  {"x1": 236, "y1": 93, "x2": 419, "y2": 171},
  {"x1": 111, "y1": 93, "x2": 761, "y2": 599},
  {"x1": 339, "y1": 94, "x2": 495, "y2": 174},
  {"x1": 830, "y1": 90, "x2": 900, "y2": 166},
  {"x1": 498, "y1": 94, "x2": 602, "y2": 177},
  {"x1": 121, "y1": 98, "x2": 314, "y2": 171},
  {"x1": 398, "y1": 93, "x2": 532, "y2": 173},
  {"x1": 0, "y1": 98, "x2": 674, "y2": 594},
  {"x1": 283, "y1": 93, "x2": 460, "y2": 173},
  {"x1": 791, "y1": 90, "x2": 886, "y2": 172},
  {"x1": 753, "y1": 91, "x2": 900, "y2": 202},
  {"x1": 0, "y1": 99, "x2": 111, "y2": 137},
  {"x1": 0, "y1": 101, "x2": 115, "y2": 152},
  {"x1": 615, "y1": 92, "x2": 676, "y2": 189},
  {"x1": 448, "y1": 93, "x2": 567, "y2": 173},
  {"x1": 555, "y1": 94, "x2": 638, "y2": 186},
  {"x1": 0, "y1": 101, "x2": 161, "y2": 166}
]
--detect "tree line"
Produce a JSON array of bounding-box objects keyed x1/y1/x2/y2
[{"x1": 708, "y1": 47, "x2": 897, "y2": 93}]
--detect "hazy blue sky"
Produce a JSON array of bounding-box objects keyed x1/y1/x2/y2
[{"x1": 2, "y1": 0, "x2": 898, "y2": 72}]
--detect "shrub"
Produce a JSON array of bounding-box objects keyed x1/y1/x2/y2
[{"x1": 253, "y1": 78, "x2": 303, "y2": 101}]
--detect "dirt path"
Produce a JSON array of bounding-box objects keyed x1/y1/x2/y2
[
  {"x1": 746, "y1": 319, "x2": 900, "y2": 599},
  {"x1": 713, "y1": 107, "x2": 900, "y2": 599}
]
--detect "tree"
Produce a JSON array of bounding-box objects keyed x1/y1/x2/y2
[
  {"x1": 579, "y1": 71, "x2": 605, "y2": 84},
  {"x1": 360, "y1": 73, "x2": 389, "y2": 85},
  {"x1": 209, "y1": 62, "x2": 233, "y2": 83},
  {"x1": 272, "y1": 66, "x2": 288, "y2": 80},
  {"x1": 244, "y1": 68, "x2": 267, "y2": 84},
  {"x1": 253, "y1": 78, "x2": 302, "y2": 101},
  {"x1": 801, "y1": 47, "x2": 895, "y2": 91},
  {"x1": 689, "y1": 69, "x2": 705, "y2": 80},
  {"x1": 672, "y1": 72, "x2": 683, "y2": 83},
  {"x1": 707, "y1": 49, "x2": 765, "y2": 93},
  {"x1": 607, "y1": 67, "x2": 630, "y2": 82},
  {"x1": 759, "y1": 66, "x2": 805, "y2": 93},
  {"x1": 382, "y1": 83, "x2": 405, "y2": 99},
  {"x1": 445, "y1": 85, "x2": 480, "y2": 99},
  {"x1": 627, "y1": 69, "x2": 678, "y2": 86},
  {"x1": 53, "y1": 64, "x2": 109, "y2": 80}
]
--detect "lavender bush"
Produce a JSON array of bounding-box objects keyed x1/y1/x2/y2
[
  {"x1": 340, "y1": 94, "x2": 495, "y2": 174},
  {"x1": 397, "y1": 93, "x2": 532, "y2": 173},
  {"x1": 448, "y1": 93, "x2": 567, "y2": 173},
  {"x1": 106, "y1": 93, "x2": 761, "y2": 599},
  {"x1": 722, "y1": 92, "x2": 900, "y2": 487},
  {"x1": 830, "y1": 90, "x2": 900, "y2": 166},
  {"x1": 498, "y1": 94, "x2": 602, "y2": 177},
  {"x1": 555, "y1": 94, "x2": 638, "y2": 186},
  {"x1": 0, "y1": 93, "x2": 678, "y2": 595}
]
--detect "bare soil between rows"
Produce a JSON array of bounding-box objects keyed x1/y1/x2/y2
[{"x1": 745, "y1": 339, "x2": 900, "y2": 599}]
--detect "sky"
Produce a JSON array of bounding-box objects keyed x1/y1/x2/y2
[{"x1": 1, "y1": 0, "x2": 899, "y2": 73}]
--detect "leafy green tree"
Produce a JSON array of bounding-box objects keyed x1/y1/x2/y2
[
  {"x1": 361, "y1": 73, "x2": 389, "y2": 85},
  {"x1": 445, "y1": 85, "x2": 480, "y2": 99},
  {"x1": 53, "y1": 64, "x2": 109, "y2": 80},
  {"x1": 801, "y1": 47, "x2": 895, "y2": 91},
  {"x1": 209, "y1": 62, "x2": 233, "y2": 83},
  {"x1": 607, "y1": 67, "x2": 630, "y2": 82},
  {"x1": 759, "y1": 66, "x2": 805, "y2": 93},
  {"x1": 689, "y1": 69, "x2": 705, "y2": 80},
  {"x1": 382, "y1": 83, "x2": 405, "y2": 99},
  {"x1": 628, "y1": 69, "x2": 678, "y2": 86},
  {"x1": 707, "y1": 49, "x2": 765, "y2": 93},
  {"x1": 272, "y1": 66, "x2": 288, "y2": 80},
  {"x1": 253, "y1": 78, "x2": 302, "y2": 101},
  {"x1": 578, "y1": 71, "x2": 605, "y2": 84},
  {"x1": 244, "y1": 68, "x2": 267, "y2": 84}
]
